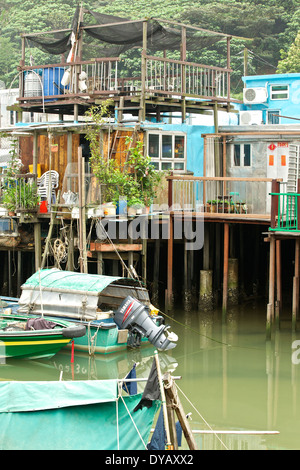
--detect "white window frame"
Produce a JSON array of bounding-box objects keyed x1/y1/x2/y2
[
  {"x1": 270, "y1": 84, "x2": 289, "y2": 100},
  {"x1": 147, "y1": 131, "x2": 186, "y2": 171},
  {"x1": 231, "y1": 143, "x2": 252, "y2": 168}
]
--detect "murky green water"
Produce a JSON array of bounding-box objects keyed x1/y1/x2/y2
[{"x1": 2, "y1": 301, "x2": 300, "y2": 450}]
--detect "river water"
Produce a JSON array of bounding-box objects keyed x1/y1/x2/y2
[{"x1": 2, "y1": 300, "x2": 300, "y2": 450}]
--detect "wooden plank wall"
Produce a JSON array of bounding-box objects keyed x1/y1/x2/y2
[
  {"x1": 19, "y1": 130, "x2": 143, "y2": 194},
  {"x1": 20, "y1": 134, "x2": 80, "y2": 190}
]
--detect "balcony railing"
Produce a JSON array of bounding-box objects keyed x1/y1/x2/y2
[
  {"x1": 0, "y1": 173, "x2": 38, "y2": 216},
  {"x1": 145, "y1": 56, "x2": 230, "y2": 100},
  {"x1": 18, "y1": 55, "x2": 230, "y2": 105},
  {"x1": 269, "y1": 180, "x2": 300, "y2": 233},
  {"x1": 166, "y1": 175, "x2": 281, "y2": 219}
]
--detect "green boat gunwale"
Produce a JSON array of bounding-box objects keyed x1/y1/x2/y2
[{"x1": 0, "y1": 313, "x2": 86, "y2": 339}]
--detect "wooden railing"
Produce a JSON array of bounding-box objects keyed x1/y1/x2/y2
[
  {"x1": 166, "y1": 175, "x2": 282, "y2": 219},
  {"x1": 19, "y1": 59, "x2": 120, "y2": 104},
  {"x1": 0, "y1": 173, "x2": 38, "y2": 215},
  {"x1": 18, "y1": 55, "x2": 231, "y2": 104},
  {"x1": 145, "y1": 55, "x2": 230, "y2": 100}
]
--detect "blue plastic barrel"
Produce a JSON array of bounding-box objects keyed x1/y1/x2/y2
[
  {"x1": 43, "y1": 67, "x2": 66, "y2": 101},
  {"x1": 116, "y1": 197, "x2": 127, "y2": 216}
]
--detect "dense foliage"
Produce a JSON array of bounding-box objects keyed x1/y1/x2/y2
[{"x1": 0, "y1": 0, "x2": 300, "y2": 93}]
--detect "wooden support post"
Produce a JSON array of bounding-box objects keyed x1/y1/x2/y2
[
  {"x1": 166, "y1": 214, "x2": 174, "y2": 309},
  {"x1": 163, "y1": 372, "x2": 198, "y2": 450},
  {"x1": 66, "y1": 222, "x2": 74, "y2": 272},
  {"x1": 181, "y1": 26, "x2": 186, "y2": 123},
  {"x1": 33, "y1": 131, "x2": 38, "y2": 175},
  {"x1": 152, "y1": 237, "x2": 160, "y2": 305},
  {"x1": 222, "y1": 222, "x2": 229, "y2": 316},
  {"x1": 214, "y1": 103, "x2": 220, "y2": 177},
  {"x1": 166, "y1": 178, "x2": 173, "y2": 309},
  {"x1": 41, "y1": 191, "x2": 61, "y2": 269},
  {"x1": 267, "y1": 236, "x2": 276, "y2": 338},
  {"x1": 67, "y1": 132, "x2": 73, "y2": 191},
  {"x1": 17, "y1": 251, "x2": 22, "y2": 297},
  {"x1": 154, "y1": 351, "x2": 172, "y2": 450},
  {"x1": 34, "y1": 222, "x2": 42, "y2": 271},
  {"x1": 142, "y1": 238, "x2": 147, "y2": 284},
  {"x1": 139, "y1": 20, "x2": 148, "y2": 122},
  {"x1": 166, "y1": 392, "x2": 178, "y2": 450},
  {"x1": 226, "y1": 36, "x2": 231, "y2": 112},
  {"x1": 8, "y1": 251, "x2": 11, "y2": 297},
  {"x1": 275, "y1": 239, "x2": 282, "y2": 327},
  {"x1": 78, "y1": 148, "x2": 88, "y2": 273},
  {"x1": 292, "y1": 238, "x2": 300, "y2": 331},
  {"x1": 271, "y1": 179, "x2": 279, "y2": 229},
  {"x1": 97, "y1": 252, "x2": 103, "y2": 275}
]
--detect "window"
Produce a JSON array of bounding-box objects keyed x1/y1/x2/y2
[
  {"x1": 147, "y1": 132, "x2": 186, "y2": 171},
  {"x1": 267, "y1": 110, "x2": 280, "y2": 124},
  {"x1": 232, "y1": 144, "x2": 252, "y2": 167},
  {"x1": 270, "y1": 85, "x2": 289, "y2": 100}
]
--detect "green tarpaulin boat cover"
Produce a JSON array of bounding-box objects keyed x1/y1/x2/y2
[
  {"x1": 23, "y1": 269, "x2": 124, "y2": 293},
  {"x1": 0, "y1": 380, "x2": 160, "y2": 450}
]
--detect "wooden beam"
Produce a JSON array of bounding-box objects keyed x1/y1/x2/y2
[{"x1": 89, "y1": 242, "x2": 142, "y2": 252}]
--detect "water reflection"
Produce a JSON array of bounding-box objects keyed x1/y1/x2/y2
[
  {"x1": 1, "y1": 301, "x2": 300, "y2": 449},
  {"x1": 167, "y1": 302, "x2": 300, "y2": 450}
]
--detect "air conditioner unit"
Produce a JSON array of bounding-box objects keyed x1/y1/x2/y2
[
  {"x1": 240, "y1": 110, "x2": 263, "y2": 126},
  {"x1": 243, "y1": 87, "x2": 268, "y2": 104}
]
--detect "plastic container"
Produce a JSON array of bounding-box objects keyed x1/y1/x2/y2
[
  {"x1": 29, "y1": 164, "x2": 42, "y2": 178},
  {"x1": 43, "y1": 67, "x2": 67, "y2": 101},
  {"x1": 116, "y1": 197, "x2": 127, "y2": 217},
  {"x1": 24, "y1": 71, "x2": 42, "y2": 97},
  {"x1": 39, "y1": 201, "x2": 48, "y2": 213}
]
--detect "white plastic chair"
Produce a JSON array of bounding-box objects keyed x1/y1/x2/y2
[{"x1": 37, "y1": 170, "x2": 59, "y2": 203}]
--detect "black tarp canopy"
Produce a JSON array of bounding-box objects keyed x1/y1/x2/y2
[{"x1": 26, "y1": 8, "x2": 227, "y2": 57}]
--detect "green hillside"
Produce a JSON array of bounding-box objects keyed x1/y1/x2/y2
[{"x1": 0, "y1": 0, "x2": 300, "y2": 94}]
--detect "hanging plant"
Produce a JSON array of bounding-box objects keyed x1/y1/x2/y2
[{"x1": 85, "y1": 101, "x2": 164, "y2": 208}]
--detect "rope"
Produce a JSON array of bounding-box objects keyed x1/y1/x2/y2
[
  {"x1": 175, "y1": 382, "x2": 229, "y2": 450},
  {"x1": 117, "y1": 381, "x2": 148, "y2": 450},
  {"x1": 159, "y1": 308, "x2": 231, "y2": 347},
  {"x1": 96, "y1": 219, "x2": 145, "y2": 290},
  {"x1": 87, "y1": 320, "x2": 101, "y2": 355}
]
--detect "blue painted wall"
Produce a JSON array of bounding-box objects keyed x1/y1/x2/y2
[
  {"x1": 163, "y1": 124, "x2": 214, "y2": 176},
  {"x1": 242, "y1": 73, "x2": 300, "y2": 124}
]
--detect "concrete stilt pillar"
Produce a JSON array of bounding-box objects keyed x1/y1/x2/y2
[
  {"x1": 199, "y1": 270, "x2": 213, "y2": 311},
  {"x1": 228, "y1": 258, "x2": 239, "y2": 305}
]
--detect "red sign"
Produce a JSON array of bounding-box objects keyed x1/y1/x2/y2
[{"x1": 268, "y1": 143, "x2": 277, "y2": 151}]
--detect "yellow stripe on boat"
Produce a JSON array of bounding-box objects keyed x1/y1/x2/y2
[{"x1": 2, "y1": 339, "x2": 71, "y2": 346}]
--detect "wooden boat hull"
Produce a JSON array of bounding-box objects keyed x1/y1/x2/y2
[
  {"x1": 1, "y1": 297, "x2": 149, "y2": 355},
  {"x1": 0, "y1": 313, "x2": 86, "y2": 360}
]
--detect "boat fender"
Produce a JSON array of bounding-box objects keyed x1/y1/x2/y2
[{"x1": 62, "y1": 324, "x2": 86, "y2": 338}]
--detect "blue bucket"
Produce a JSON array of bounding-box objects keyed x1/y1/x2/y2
[{"x1": 43, "y1": 67, "x2": 66, "y2": 101}]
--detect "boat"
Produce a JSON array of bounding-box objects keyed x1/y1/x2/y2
[
  {"x1": 13, "y1": 269, "x2": 177, "y2": 355},
  {"x1": 0, "y1": 312, "x2": 86, "y2": 360},
  {"x1": 0, "y1": 377, "x2": 161, "y2": 450}
]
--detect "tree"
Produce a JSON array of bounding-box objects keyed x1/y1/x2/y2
[{"x1": 277, "y1": 30, "x2": 300, "y2": 73}]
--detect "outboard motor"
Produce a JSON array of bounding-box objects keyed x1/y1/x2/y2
[{"x1": 114, "y1": 296, "x2": 178, "y2": 351}]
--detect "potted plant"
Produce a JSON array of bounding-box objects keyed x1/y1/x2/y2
[
  {"x1": 85, "y1": 102, "x2": 164, "y2": 214},
  {"x1": 1, "y1": 139, "x2": 39, "y2": 217}
]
